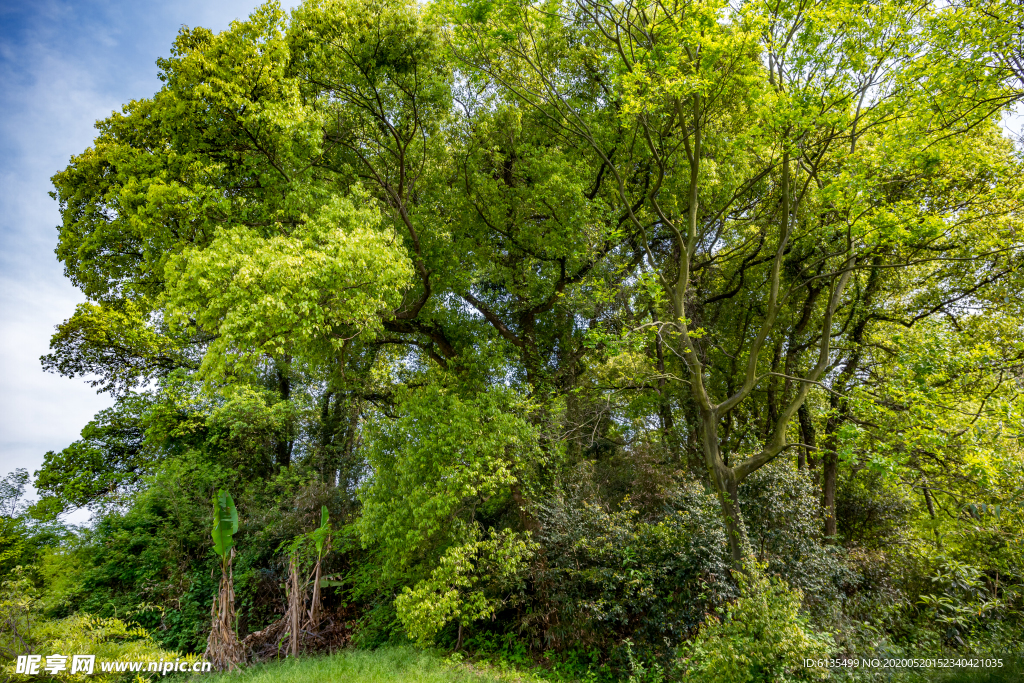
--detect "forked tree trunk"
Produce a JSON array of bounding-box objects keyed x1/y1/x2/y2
[
  {"x1": 701, "y1": 414, "x2": 750, "y2": 569},
  {"x1": 716, "y1": 477, "x2": 748, "y2": 568}
]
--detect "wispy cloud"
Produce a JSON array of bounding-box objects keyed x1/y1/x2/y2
[{"x1": 0, "y1": 0, "x2": 294, "y2": 523}]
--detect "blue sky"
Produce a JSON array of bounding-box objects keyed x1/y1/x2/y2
[{"x1": 0, "y1": 0, "x2": 294, "y2": 521}]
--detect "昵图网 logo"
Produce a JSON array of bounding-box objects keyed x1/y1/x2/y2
[{"x1": 14, "y1": 654, "x2": 212, "y2": 676}]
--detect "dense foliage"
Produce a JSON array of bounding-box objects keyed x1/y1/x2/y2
[{"x1": 4, "y1": 0, "x2": 1024, "y2": 679}]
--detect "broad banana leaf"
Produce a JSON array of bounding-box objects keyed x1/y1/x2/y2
[
  {"x1": 312, "y1": 505, "x2": 330, "y2": 558},
  {"x1": 212, "y1": 489, "x2": 238, "y2": 560}
]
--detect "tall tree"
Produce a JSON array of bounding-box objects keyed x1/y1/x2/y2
[{"x1": 442, "y1": 0, "x2": 1024, "y2": 563}]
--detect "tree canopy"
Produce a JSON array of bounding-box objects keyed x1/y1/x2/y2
[{"x1": 20, "y1": 0, "x2": 1024, "y2": 670}]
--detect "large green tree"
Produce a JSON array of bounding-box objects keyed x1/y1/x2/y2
[
  {"x1": 40, "y1": 0, "x2": 1024, "y2": 645},
  {"x1": 440, "y1": 0, "x2": 1024, "y2": 562}
]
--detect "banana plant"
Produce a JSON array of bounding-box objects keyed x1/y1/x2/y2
[
  {"x1": 283, "y1": 504, "x2": 334, "y2": 657},
  {"x1": 310, "y1": 506, "x2": 330, "y2": 559},
  {"x1": 307, "y1": 506, "x2": 331, "y2": 630},
  {"x1": 211, "y1": 489, "x2": 238, "y2": 572},
  {"x1": 205, "y1": 489, "x2": 242, "y2": 670}
]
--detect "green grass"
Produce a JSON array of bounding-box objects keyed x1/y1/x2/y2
[{"x1": 205, "y1": 647, "x2": 545, "y2": 683}]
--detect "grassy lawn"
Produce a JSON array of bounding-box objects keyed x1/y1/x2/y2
[
  {"x1": 205, "y1": 647, "x2": 544, "y2": 683},
  {"x1": 203, "y1": 647, "x2": 1024, "y2": 683}
]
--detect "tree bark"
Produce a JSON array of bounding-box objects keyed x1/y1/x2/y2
[
  {"x1": 822, "y1": 449, "x2": 838, "y2": 538},
  {"x1": 287, "y1": 554, "x2": 301, "y2": 658},
  {"x1": 276, "y1": 361, "x2": 292, "y2": 468},
  {"x1": 798, "y1": 402, "x2": 816, "y2": 472},
  {"x1": 700, "y1": 411, "x2": 749, "y2": 567},
  {"x1": 717, "y1": 475, "x2": 747, "y2": 567}
]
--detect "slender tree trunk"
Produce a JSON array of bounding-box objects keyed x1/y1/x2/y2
[
  {"x1": 653, "y1": 323, "x2": 676, "y2": 448},
  {"x1": 287, "y1": 554, "x2": 301, "y2": 658},
  {"x1": 276, "y1": 359, "x2": 292, "y2": 468},
  {"x1": 308, "y1": 558, "x2": 322, "y2": 631},
  {"x1": 821, "y1": 400, "x2": 845, "y2": 539},
  {"x1": 798, "y1": 402, "x2": 816, "y2": 472},
  {"x1": 764, "y1": 341, "x2": 783, "y2": 439},
  {"x1": 822, "y1": 450, "x2": 839, "y2": 538},
  {"x1": 921, "y1": 477, "x2": 942, "y2": 550}
]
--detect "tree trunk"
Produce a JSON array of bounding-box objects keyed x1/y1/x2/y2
[
  {"x1": 821, "y1": 397, "x2": 844, "y2": 539},
  {"x1": 653, "y1": 323, "x2": 676, "y2": 449},
  {"x1": 287, "y1": 554, "x2": 301, "y2": 658},
  {"x1": 716, "y1": 476, "x2": 747, "y2": 568},
  {"x1": 276, "y1": 362, "x2": 292, "y2": 468},
  {"x1": 921, "y1": 477, "x2": 942, "y2": 550},
  {"x1": 701, "y1": 412, "x2": 748, "y2": 569},
  {"x1": 822, "y1": 450, "x2": 838, "y2": 538},
  {"x1": 798, "y1": 402, "x2": 816, "y2": 472},
  {"x1": 511, "y1": 484, "x2": 540, "y2": 534}
]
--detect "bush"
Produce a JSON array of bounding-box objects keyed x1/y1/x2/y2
[
  {"x1": 40, "y1": 458, "x2": 354, "y2": 654},
  {"x1": 741, "y1": 461, "x2": 855, "y2": 613},
  {"x1": 1, "y1": 568, "x2": 184, "y2": 682},
  {"x1": 835, "y1": 470, "x2": 913, "y2": 550},
  {"x1": 528, "y1": 473, "x2": 733, "y2": 655},
  {"x1": 680, "y1": 565, "x2": 834, "y2": 683},
  {"x1": 27, "y1": 614, "x2": 189, "y2": 682}
]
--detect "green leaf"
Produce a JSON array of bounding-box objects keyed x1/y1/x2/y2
[{"x1": 211, "y1": 489, "x2": 238, "y2": 560}]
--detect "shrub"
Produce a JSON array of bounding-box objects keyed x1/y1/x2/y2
[
  {"x1": 30, "y1": 614, "x2": 190, "y2": 681},
  {"x1": 680, "y1": 565, "x2": 834, "y2": 683},
  {"x1": 1, "y1": 568, "x2": 184, "y2": 682},
  {"x1": 835, "y1": 470, "x2": 913, "y2": 550},
  {"x1": 740, "y1": 461, "x2": 854, "y2": 613},
  {"x1": 528, "y1": 474, "x2": 733, "y2": 654}
]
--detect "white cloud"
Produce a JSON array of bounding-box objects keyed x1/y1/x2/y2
[{"x1": 0, "y1": 0, "x2": 296, "y2": 524}]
